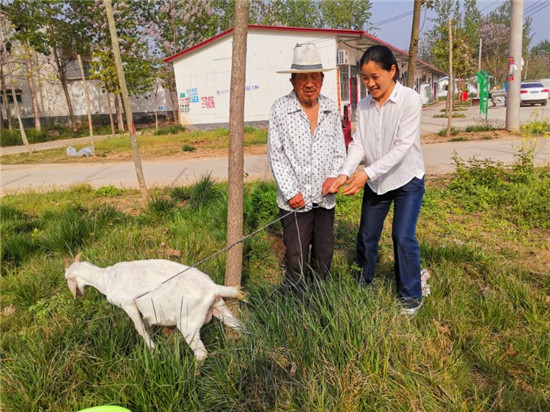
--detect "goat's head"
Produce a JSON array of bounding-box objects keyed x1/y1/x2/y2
[{"x1": 64, "y1": 252, "x2": 86, "y2": 298}]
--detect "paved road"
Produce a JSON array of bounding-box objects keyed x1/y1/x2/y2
[
  {"x1": 2, "y1": 137, "x2": 549, "y2": 196},
  {"x1": 1, "y1": 102, "x2": 549, "y2": 196}
]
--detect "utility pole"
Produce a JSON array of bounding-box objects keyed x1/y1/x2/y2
[
  {"x1": 225, "y1": 0, "x2": 249, "y2": 292},
  {"x1": 406, "y1": 0, "x2": 422, "y2": 89},
  {"x1": 506, "y1": 0, "x2": 523, "y2": 132},
  {"x1": 446, "y1": 17, "x2": 453, "y2": 137},
  {"x1": 104, "y1": 0, "x2": 150, "y2": 201},
  {"x1": 77, "y1": 54, "x2": 95, "y2": 154}
]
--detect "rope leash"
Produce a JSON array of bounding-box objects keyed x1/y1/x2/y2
[{"x1": 134, "y1": 198, "x2": 324, "y2": 300}]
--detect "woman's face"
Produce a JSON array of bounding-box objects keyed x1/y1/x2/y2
[{"x1": 360, "y1": 60, "x2": 396, "y2": 103}]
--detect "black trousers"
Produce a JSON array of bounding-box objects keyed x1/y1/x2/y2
[{"x1": 280, "y1": 207, "x2": 335, "y2": 286}]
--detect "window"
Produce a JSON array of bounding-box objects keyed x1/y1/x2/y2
[
  {"x1": 339, "y1": 66, "x2": 349, "y2": 101},
  {"x1": 0, "y1": 90, "x2": 22, "y2": 103}
]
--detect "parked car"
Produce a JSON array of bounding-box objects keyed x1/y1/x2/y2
[{"x1": 520, "y1": 82, "x2": 548, "y2": 106}]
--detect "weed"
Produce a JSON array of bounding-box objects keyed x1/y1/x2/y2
[
  {"x1": 438, "y1": 127, "x2": 461, "y2": 136},
  {"x1": 153, "y1": 125, "x2": 185, "y2": 135},
  {"x1": 1, "y1": 171, "x2": 549, "y2": 410},
  {"x1": 182, "y1": 144, "x2": 196, "y2": 152},
  {"x1": 465, "y1": 124, "x2": 496, "y2": 132},
  {"x1": 94, "y1": 185, "x2": 124, "y2": 197}
]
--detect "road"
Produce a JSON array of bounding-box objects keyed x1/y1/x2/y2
[{"x1": 1, "y1": 103, "x2": 549, "y2": 196}]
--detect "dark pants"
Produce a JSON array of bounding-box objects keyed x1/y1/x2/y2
[
  {"x1": 357, "y1": 177, "x2": 425, "y2": 303},
  {"x1": 280, "y1": 207, "x2": 335, "y2": 287}
]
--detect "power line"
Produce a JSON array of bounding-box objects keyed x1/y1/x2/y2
[
  {"x1": 525, "y1": 1, "x2": 550, "y2": 18},
  {"x1": 524, "y1": 0, "x2": 545, "y2": 14},
  {"x1": 371, "y1": 10, "x2": 413, "y2": 27}
]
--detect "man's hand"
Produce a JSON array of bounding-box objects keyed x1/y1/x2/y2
[
  {"x1": 342, "y1": 172, "x2": 368, "y2": 196},
  {"x1": 288, "y1": 192, "x2": 305, "y2": 209},
  {"x1": 324, "y1": 174, "x2": 348, "y2": 195}
]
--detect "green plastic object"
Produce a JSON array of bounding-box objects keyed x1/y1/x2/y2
[
  {"x1": 476, "y1": 70, "x2": 490, "y2": 120},
  {"x1": 77, "y1": 406, "x2": 131, "y2": 412}
]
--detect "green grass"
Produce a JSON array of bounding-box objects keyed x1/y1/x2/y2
[
  {"x1": 1, "y1": 127, "x2": 268, "y2": 165},
  {"x1": 1, "y1": 159, "x2": 550, "y2": 410}
]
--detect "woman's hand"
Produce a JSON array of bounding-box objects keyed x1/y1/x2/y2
[
  {"x1": 288, "y1": 192, "x2": 305, "y2": 209},
  {"x1": 342, "y1": 172, "x2": 368, "y2": 196},
  {"x1": 323, "y1": 174, "x2": 348, "y2": 195}
]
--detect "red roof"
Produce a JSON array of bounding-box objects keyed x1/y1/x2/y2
[{"x1": 164, "y1": 24, "x2": 445, "y2": 75}]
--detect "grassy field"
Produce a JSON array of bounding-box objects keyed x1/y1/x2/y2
[{"x1": 1, "y1": 151, "x2": 549, "y2": 410}]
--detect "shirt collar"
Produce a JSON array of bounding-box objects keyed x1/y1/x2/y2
[
  {"x1": 287, "y1": 91, "x2": 333, "y2": 114},
  {"x1": 367, "y1": 81, "x2": 402, "y2": 106}
]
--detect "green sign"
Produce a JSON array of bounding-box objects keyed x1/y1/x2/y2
[{"x1": 476, "y1": 70, "x2": 490, "y2": 120}]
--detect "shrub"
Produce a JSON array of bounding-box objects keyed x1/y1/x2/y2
[
  {"x1": 153, "y1": 125, "x2": 185, "y2": 135},
  {"x1": 94, "y1": 185, "x2": 124, "y2": 197},
  {"x1": 182, "y1": 144, "x2": 196, "y2": 152},
  {"x1": 438, "y1": 127, "x2": 460, "y2": 136},
  {"x1": 465, "y1": 124, "x2": 496, "y2": 133}
]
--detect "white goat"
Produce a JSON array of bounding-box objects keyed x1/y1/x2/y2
[{"x1": 65, "y1": 253, "x2": 244, "y2": 361}]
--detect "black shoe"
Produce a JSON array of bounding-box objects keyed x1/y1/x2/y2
[{"x1": 400, "y1": 300, "x2": 422, "y2": 316}]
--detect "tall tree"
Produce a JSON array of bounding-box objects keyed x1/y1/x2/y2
[
  {"x1": 225, "y1": 0, "x2": 248, "y2": 293},
  {"x1": 407, "y1": 0, "x2": 423, "y2": 89},
  {"x1": 318, "y1": 0, "x2": 372, "y2": 30},
  {"x1": 40, "y1": 0, "x2": 95, "y2": 129},
  {"x1": 86, "y1": 0, "x2": 155, "y2": 131},
  {"x1": 104, "y1": 0, "x2": 149, "y2": 201},
  {"x1": 4, "y1": 0, "x2": 47, "y2": 131},
  {"x1": 527, "y1": 40, "x2": 550, "y2": 80}
]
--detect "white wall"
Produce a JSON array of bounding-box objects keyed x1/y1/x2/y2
[{"x1": 172, "y1": 30, "x2": 339, "y2": 127}]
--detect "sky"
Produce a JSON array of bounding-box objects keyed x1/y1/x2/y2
[{"x1": 369, "y1": 0, "x2": 550, "y2": 52}]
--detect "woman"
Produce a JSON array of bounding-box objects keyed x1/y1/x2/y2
[{"x1": 324, "y1": 45, "x2": 425, "y2": 315}]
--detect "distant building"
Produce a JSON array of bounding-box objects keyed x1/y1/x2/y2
[
  {"x1": 1, "y1": 39, "x2": 176, "y2": 128},
  {"x1": 166, "y1": 25, "x2": 446, "y2": 129}
]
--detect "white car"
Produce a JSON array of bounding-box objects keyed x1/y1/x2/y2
[{"x1": 520, "y1": 82, "x2": 548, "y2": 106}]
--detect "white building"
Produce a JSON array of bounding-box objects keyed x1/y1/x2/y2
[
  {"x1": 166, "y1": 25, "x2": 446, "y2": 129},
  {"x1": 1, "y1": 45, "x2": 176, "y2": 128}
]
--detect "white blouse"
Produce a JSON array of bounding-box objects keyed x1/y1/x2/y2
[{"x1": 341, "y1": 81, "x2": 425, "y2": 195}]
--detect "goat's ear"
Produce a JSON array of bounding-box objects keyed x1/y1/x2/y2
[
  {"x1": 64, "y1": 257, "x2": 71, "y2": 269},
  {"x1": 67, "y1": 278, "x2": 78, "y2": 298},
  {"x1": 74, "y1": 252, "x2": 82, "y2": 263}
]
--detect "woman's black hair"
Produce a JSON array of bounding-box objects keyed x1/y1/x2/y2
[{"x1": 359, "y1": 45, "x2": 399, "y2": 82}]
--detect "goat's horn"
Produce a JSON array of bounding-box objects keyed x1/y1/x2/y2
[{"x1": 74, "y1": 252, "x2": 82, "y2": 263}]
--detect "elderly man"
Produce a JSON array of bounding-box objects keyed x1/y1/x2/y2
[{"x1": 268, "y1": 43, "x2": 346, "y2": 289}]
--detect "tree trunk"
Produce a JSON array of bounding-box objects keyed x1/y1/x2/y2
[
  {"x1": 77, "y1": 54, "x2": 95, "y2": 153},
  {"x1": 25, "y1": 42, "x2": 41, "y2": 131},
  {"x1": 106, "y1": 92, "x2": 115, "y2": 136},
  {"x1": 115, "y1": 93, "x2": 125, "y2": 132},
  {"x1": 225, "y1": 0, "x2": 249, "y2": 290},
  {"x1": 104, "y1": 0, "x2": 149, "y2": 201},
  {"x1": 1, "y1": 63, "x2": 13, "y2": 130},
  {"x1": 168, "y1": 86, "x2": 178, "y2": 123},
  {"x1": 406, "y1": 0, "x2": 422, "y2": 89},
  {"x1": 51, "y1": 40, "x2": 76, "y2": 128}
]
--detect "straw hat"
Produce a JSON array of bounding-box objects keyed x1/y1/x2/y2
[{"x1": 277, "y1": 43, "x2": 335, "y2": 73}]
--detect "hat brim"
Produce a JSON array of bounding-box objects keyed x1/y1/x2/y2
[{"x1": 277, "y1": 67, "x2": 335, "y2": 74}]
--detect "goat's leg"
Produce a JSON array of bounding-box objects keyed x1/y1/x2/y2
[
  {"x1": 178, "y1": 322, "x2": 207, "y2": 362},
  {"x1": 213, "y1": 298, "x2": 242, "y2": 333},
  {"x1": 122, "y1": 303, "x2": 156, "y2": 349}
]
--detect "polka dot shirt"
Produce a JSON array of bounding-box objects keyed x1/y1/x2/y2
[{"x1": 268, "y1": 91, "x2": 346, "y2": 211}]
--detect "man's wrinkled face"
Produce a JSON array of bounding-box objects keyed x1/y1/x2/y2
[{"x1": 291, "y1": 72, "x2": 324, "y2": 107}]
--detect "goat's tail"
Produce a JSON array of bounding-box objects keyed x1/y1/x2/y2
[{"x1": 214, "y1": 285, "x2": 246, "y2": 301}]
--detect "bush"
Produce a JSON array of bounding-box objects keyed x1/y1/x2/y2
[
  {"x1": 438, "y1": 127, "x2": 460, "y2": 136},
  {"x1": 153, "y1": 125, "x2": 185, "y2": 135},
  {"x1": 182, "y1": 144, "x2": 196, "y2": 152}
]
